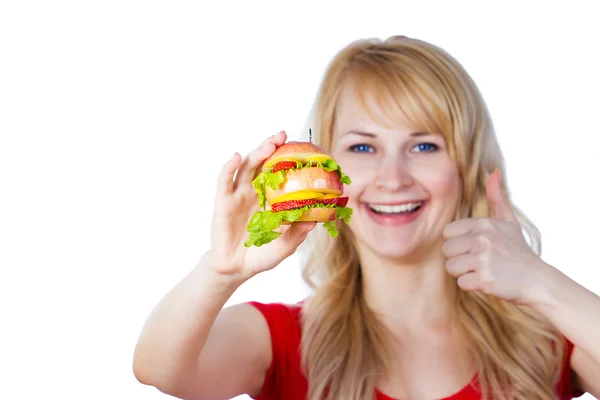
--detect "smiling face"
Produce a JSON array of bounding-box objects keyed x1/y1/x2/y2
[{"x1": 331, "y1": 84, "x2": 462, "y2": 263}]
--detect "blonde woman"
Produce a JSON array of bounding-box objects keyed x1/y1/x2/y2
[{"x1": 133, "y1": 36, "x2": 600, "y2": 399}]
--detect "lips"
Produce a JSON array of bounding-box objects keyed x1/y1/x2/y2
[
  {"x1": 368, "y1": 202, "x2": 423, "y2": 214},
  {"x1": 362, "y1": 200, "x2": 427, "y2": 226}
]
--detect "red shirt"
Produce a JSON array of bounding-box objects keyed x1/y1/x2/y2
[{"x1": 248, "y1": 301, "x2": 584, "y2": 400}]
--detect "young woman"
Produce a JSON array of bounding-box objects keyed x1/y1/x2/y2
[{"x1": 133, "y1": 35, "x2": 600, "y2": 400}]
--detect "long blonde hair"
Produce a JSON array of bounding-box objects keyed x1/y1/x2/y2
[{"x1": 298, "y1": 36, "x2": 566, "y2": 400}]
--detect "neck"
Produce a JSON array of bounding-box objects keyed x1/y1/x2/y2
[{"x1": 359, "y1": 245, "x2": 457, "y2": 336}]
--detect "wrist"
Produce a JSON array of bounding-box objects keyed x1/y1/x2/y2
[
  {"x1": 197, "y1": 251, "x2": 249, "y2": 290},
  {"x1": 522, "y1": 260, "x2": 563, "y2": 310}
]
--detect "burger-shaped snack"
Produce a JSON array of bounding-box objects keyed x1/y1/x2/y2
[{"x1": 245, "y1": 141, "x2": 353, "y2": 247}]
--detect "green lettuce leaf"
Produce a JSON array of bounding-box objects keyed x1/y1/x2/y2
[
  {"x1": 320, "y1": 159, "x2": 352, "y2": 185},
  {"x1": 244, "y1": 203, "x2": 354, "y2": 247},
  {"x1": 245, "y1": 231, "x2": 282, "y2": 247},
  {"x1": 323, "y1": 221, "x2": 339, "y2": 238},
  {"x1": 335, "y1": 206, "x2": 353, "y2": 224},
  {"x1": 244, "y1": 207, "x2": 305, "y2": 247},
  {"x1": 251, "y1": 170, "x2": 285, "y2": 209}
]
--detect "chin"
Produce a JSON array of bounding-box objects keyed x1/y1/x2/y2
[
  {"x1": 352, "y1": 230, "x2": 426, "y2": 261},
  {"x1": 349, "y1": 210, "x2": 445, "y2": 263}
]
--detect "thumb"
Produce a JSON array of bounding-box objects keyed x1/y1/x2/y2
[
  {"x1": 486, "y1": 169, "x2": 518, "y2": 222},
  {"x1": 272, "y1": 221, "x2": 316, "y2": 259}
]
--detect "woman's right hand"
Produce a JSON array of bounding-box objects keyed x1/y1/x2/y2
[{"x1": 208, "y1": 131, "x2": 316, "y2": 282}]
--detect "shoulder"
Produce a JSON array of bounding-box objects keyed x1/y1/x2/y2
[
  {"x1": 558, "y1": 337, "x2": 585, "y2": 399},
  {"x1": 248, "y1": 300, "x2": 304, "y2": 324},
  {"x1": 246, "y1": 300, "x2": 309, "y2": 400},
  {"x1": 248, "y1": 300, "x2": 305, "y2": 339},
  {"x1": 246, "y1": 300, "x2": 305, "y2": 351}
]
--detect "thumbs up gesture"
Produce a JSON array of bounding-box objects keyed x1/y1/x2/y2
[{"x1": 442, "y1": 169, "x2": 549, "y2": 304}]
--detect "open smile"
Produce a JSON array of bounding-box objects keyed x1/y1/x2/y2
[{"x1": 363, "y1": 200, "x2": 427, "y2": 225}]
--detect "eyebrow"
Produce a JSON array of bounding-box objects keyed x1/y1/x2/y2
[{"x1": 343, "y1": 130, "x2": 432, "y2": 138}]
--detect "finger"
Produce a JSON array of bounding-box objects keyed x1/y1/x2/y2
[
  {"x1": 445, "y1": 253, "x2": 477, "y2": 277},
  {"x1": 271, "y1": 221, "x2": 316, "y2": 260},
  {"x1": 443, "y1": 218, "x2": 477, "y2": 239},
  {"x1": 216, "y1": 152, "x2": 241, "y2": 196},
  {"x1": 444, "y1": 216, "x2": 501, "y2": 239},
  {"x1": 486, "y1": 169, "x2": 518, "y2": 223},
  {"x1": 259, "y1": 130, "x2": 287, "y2": 147},
  {"x1": 442, "y1": 235, "x2": 473, "y2": 258},
  {"x1": 234, "y1": 142, "x2": 277, "y2": 188},
  {"x1": 456, "y1": 272, "x2": 481, "y2": 291},
  {"x1": 234, "y1": 131, "x2": 287, "y2": 188}
]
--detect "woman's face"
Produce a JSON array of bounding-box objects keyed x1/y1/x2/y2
[{"x1": 331, "y1": 86, "x2": 462, "y2": 262}]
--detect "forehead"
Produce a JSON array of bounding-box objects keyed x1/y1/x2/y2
[{"x1": 333, "y1": 80, "x2": 425, "y2": 138}]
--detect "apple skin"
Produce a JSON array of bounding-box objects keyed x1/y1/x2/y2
[
  {"x1": 262, "y1": 141, "x2": 332, "y2": 171},
  {"x1": 281, "y1": 207, "x2": 336, "y2": 224},
  {"x1": 260, "y1": 141, "x2": 347, "y2": 224},
  {"x1": 265, "y1": 167, "x2": 343, "y2": 205}
]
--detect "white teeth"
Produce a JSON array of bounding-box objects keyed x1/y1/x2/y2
[{"x1": 369, "y1": 202, "x2": 423, "y2": 213}]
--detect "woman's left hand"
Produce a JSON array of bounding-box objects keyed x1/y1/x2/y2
[
  {"x1": 442, "y1": 169, "x2": 551, "y2": 304},
  {"x1": 444, "y1": 172, "x2": 600, "y2": 398}
]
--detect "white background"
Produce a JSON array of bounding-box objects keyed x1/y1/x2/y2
[{"x1": 1, "y1": 1, "x2": 599, "y2": 399}]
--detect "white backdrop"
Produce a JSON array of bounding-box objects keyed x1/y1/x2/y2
[{"x1": 1, "y1": 1, "x2": 598, "y2": 399}]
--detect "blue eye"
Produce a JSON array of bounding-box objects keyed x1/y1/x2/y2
[
  {"x1": 412, "y1": 143, "x2": 438, "y2": 152},
  {"x1": 349, "y1": 144, "x2": 374, "y2": 153}
]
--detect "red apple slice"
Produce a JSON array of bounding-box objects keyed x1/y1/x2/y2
[
  {"x1": 262, "y1": 141, "x2": 333, "y2": 171},
  {"x1": 265, "y1": 167, "x2": 343, "y2": 205}
]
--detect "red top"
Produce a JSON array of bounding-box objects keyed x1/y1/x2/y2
[{"x1": 248, "y1": 301, "x2": 584, "y2": 400}]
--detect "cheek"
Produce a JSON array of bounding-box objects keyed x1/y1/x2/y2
[
  {"x1": 341, "y1": 173, "x2": 365, "y2": 207},
  {"x1": 424, "y1": 166, "x2": 461, "y2": 203}
]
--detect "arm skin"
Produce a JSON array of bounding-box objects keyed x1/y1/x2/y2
[
  {"x1": 528, "y1": 261, "x2": 600, "y2": 398},
  {"x1": 132, "y1": 251, "x2": 273, "y2": 399}
]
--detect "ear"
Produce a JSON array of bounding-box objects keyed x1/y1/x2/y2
[{"x1": 486, "y1": 169, "x2": 518, "y2": 223}]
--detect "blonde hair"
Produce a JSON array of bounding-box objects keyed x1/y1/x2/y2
[{"x1": 298, "y1": 36, "x2": 566, "y2": 400}]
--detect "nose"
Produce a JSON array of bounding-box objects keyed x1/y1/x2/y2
[{"x1": 373, "y1": 155, "x2": 414, "y2": 192}]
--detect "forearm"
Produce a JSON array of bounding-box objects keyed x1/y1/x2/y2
[
  {"x1": 133, "y1": 251, "x2": 243, "y2": 388},
  {"x1": 529, "y1": 262, "x2": 600, "y2": 362}
]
